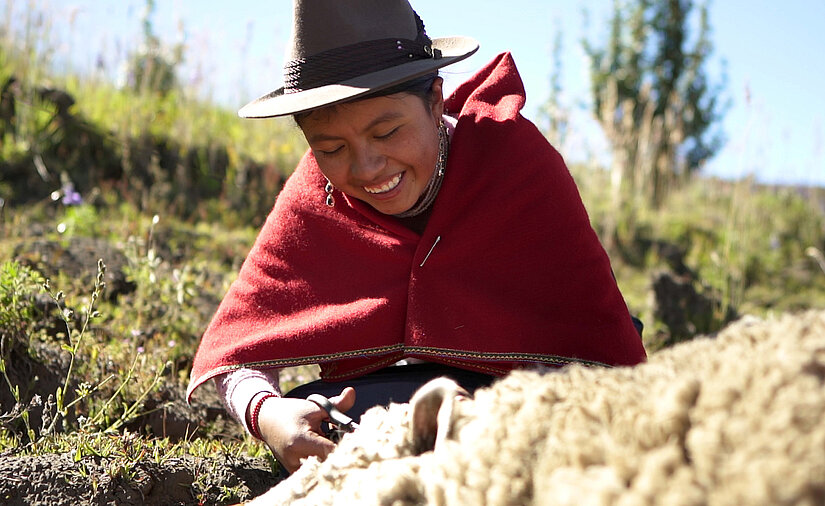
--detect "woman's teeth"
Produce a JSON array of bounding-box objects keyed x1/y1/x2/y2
[{"x1": 364, "y1": 173, "x2": 402, "y2": 194}]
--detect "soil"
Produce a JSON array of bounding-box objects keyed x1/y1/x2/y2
[
  {"x1": 0, "y1": 335, "x2": 281, "y2": 505},
  {"x1": 13, "y1": 237, "x2": 136, "y2": 302},
  {"x1": 0, "y1": 450, "x2": 282, "y2": 505},
  {"x1": 1, "y1": 234, "x2": 282, "y2": 504}
]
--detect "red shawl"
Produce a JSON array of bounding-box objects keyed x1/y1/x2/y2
[{"x1": 187, "y1": 53, "x2": 646, "y2": 400}]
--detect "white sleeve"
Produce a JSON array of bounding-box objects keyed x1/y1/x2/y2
[{"x1": 213, "y1": 368, "x2": 281, "y2": 435}]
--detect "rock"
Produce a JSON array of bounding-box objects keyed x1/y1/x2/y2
[{"x1": 649, "y1": 269, "x2": 737, "y2": 346}]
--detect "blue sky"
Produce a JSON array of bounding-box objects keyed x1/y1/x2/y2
[{"x1": 33, "y1": 1, "x2": 825, "y2": 186}]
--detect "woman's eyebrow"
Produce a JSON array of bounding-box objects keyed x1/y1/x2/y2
[
  {"x1": 307, "y1": 111, "x2": 404, "y2": 143},
  {"x1": 364, "y1": 111, "x2": 404, "y2": 131}
]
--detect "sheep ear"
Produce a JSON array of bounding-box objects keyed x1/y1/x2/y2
[{"x1": 409, "y1": 378, "x2": 467, "y2": 455}]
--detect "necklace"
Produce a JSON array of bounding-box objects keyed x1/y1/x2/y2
[{"x1": 393, "y1": 121, "x2": 450, "y2": 218}]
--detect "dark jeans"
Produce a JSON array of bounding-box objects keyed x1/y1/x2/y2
[{"x1": 284, "y1": 362, "x2": 495, "y2": 422}]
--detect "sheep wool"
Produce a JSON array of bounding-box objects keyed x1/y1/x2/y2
[{"x1": 244, "y1": 310, "x2": 825, "y2": 505}]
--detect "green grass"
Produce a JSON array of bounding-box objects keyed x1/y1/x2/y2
[
  {"x1": 570, "y1": 163, "x2": 825, "y2": 348},
  {"x1": 0, "y1": 198, "x2": 324, "y2": 464}
]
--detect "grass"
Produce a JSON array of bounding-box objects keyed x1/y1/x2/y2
[
  {"x1": 0, "y1": 199, "x2": 321, "y2": 448},
  {"x1": 0, "y1": 203, "x2": 288, "y2": 503},
  {"x1": 570, "y1": 162, "x2": 825, "y2": 345}
]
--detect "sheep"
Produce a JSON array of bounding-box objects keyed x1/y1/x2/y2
[{"x1": 243, "y1": 310, "x2": 825, "y2": 505}]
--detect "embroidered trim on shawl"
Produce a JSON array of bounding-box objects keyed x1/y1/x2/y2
[
  {"x1": 189, "y1": 343, "x2": 612, "y2": 397},
  {"x1": 187, "y1": 344, "x2": 407, "y2": 398},
  {"x1": 318, "y1": 354, "x2": 511, "y2": 380},
  {"x1": 321, "y1": 355, "x2": 404, "y2": 380},
  {"x1": 404, "y1": 346, "x2": 612, "y2": 369}
]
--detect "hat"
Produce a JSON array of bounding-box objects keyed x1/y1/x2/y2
[{"x1": 238, "y1": 0, "x2": 478, "y2": 119}]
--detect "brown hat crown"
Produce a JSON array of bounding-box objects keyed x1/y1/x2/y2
[
  {"x1": 238, "y1": 0, "x2": 478, "y2": 119},
  {"x1": 289, "y1": 0, "x2": 419, "y2": 58}
]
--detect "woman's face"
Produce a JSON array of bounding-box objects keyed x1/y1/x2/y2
[{"x1": 299, "y1": 79, "x2": 444, "y2": 215}]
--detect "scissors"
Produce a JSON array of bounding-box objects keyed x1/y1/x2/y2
[{"x1": 307, "y1": 394, "x2": 360, "y2": 438}]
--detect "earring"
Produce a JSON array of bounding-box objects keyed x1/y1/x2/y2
[
  {"x1": 391, "y1": 120, "x2": 449, "y2": 219},
  {"x1": 324, "y1": 178, "x2": 335, "y2": 207},
  {"x1": 436, "y1": 120, "x2": 448, "y2": 177}
]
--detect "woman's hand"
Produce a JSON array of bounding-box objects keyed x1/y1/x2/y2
[{"x1": 256, "y1": 387, "x2": 356, "y2": 473}]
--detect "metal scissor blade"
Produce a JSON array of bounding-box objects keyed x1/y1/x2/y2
[{"x1": 307, "y1": 393, "x2": 360, "y2": 432}]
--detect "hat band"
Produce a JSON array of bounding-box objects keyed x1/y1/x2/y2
[{"x1": 283, "y1": 37, "x2": 442, "y2": 93}]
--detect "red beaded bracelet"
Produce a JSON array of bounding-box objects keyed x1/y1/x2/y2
[{"x1": 249, "y1": 392, "x2": 278, "y2": 441}]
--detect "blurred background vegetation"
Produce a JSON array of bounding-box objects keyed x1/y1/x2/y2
[{"x1": 0, "y1": 0, "x2": 824, "y2": 502}]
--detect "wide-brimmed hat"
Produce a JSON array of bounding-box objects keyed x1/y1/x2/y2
[{"x1": 238, "y1": 0, "x2": 478, "y2": 119}]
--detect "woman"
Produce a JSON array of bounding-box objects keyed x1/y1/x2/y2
[{"x1": 188, "y1": 0, "x2": 647, "y2": 472}]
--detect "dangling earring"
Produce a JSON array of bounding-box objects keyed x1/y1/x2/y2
[{"x1": 324, "y1": 178, "x2": 335, "y2": 207}]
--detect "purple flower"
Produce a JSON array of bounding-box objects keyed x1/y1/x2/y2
[
  {"x1": 63, "y1": 191, "x2": 82, "y2": 206},
  {"x1": 60, "y1": 182, "x2": 83, "y2": 206}
]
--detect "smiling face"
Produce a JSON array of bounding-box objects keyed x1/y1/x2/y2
[{"x1": 298, "y1": 78, "x2": 444, "y2": 215}]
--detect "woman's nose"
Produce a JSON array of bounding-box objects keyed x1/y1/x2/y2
[{"x1": 350, "y1": 145, "x2": 385, "y2": 180}]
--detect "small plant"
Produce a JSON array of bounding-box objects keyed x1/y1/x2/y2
[
  {"x1": 55, "y1": 204, "x2": 99, "y2": 238},
  {"x1": 0, "y1": 261, "x2": 46, "y2": 444},
  {"x1": 39, "y1": 259, "x2": 106, "y2": 435},
  {"x1": 119, "y1": 214, "x2": 208, "y2": 365},
  {"x1": 0, "y1": 261, "x2": 44, "y2": 344},
  {"x1": 0, "y1": 256, "x2": 175, "y2": 454},
  {"x1": 82, "y1": 352, "x2": 168, "y2": 434}
]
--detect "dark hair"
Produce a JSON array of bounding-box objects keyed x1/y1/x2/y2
[{"x1": 293, "y1": 71, "x2": 439, "y2": 125}]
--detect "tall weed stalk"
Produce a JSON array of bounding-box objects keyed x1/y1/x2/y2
[{"x1": 40, "y1": 259, "x2": 106, "y2": 435}]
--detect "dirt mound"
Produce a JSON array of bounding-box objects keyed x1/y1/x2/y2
[
  {"x1": 0, "y1": 335, "x2": 73, "y2": 437},
  {"x1": 129, "y1": 378, "x2": 240, "y2": 441},
  {"x1": 0, "y1": 451, "x2": 282, "y2": 505},
  {"x1": 13, "y1": 237, "x2": 135, "y2": 301}
]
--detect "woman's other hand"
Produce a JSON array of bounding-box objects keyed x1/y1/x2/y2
[{"x1": 257, "y1": 387, "x2": 356, "y2": 473}]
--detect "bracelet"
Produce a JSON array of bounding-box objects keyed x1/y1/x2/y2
[{"x1": 249, "y1": 392, "x2": 278, "y2": 440}]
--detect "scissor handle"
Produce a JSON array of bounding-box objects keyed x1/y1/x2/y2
[{"x1": 307, "y1": 394, "x2": 359, "y2": 433}]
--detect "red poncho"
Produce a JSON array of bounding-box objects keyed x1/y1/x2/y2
[{"x1": 187, "y1": 53, "x2": 646, "y2": 400}]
